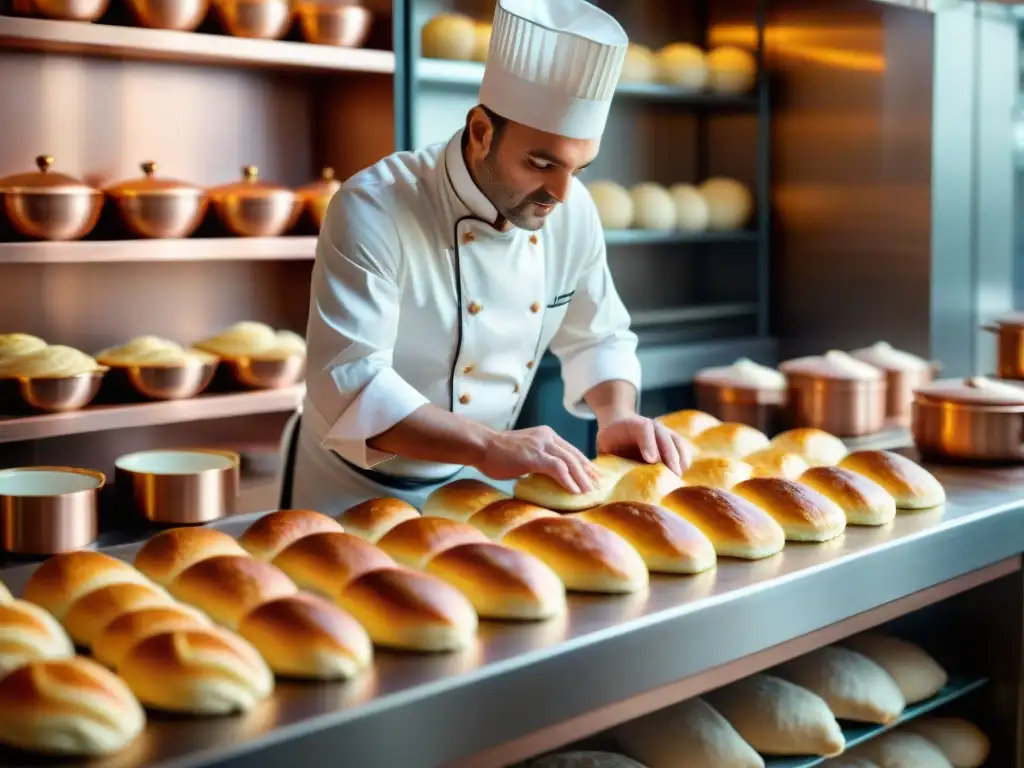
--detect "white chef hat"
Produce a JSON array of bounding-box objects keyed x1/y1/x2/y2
[{"x1": 479, "y1": 0, "x2": 628, "y2": 140}]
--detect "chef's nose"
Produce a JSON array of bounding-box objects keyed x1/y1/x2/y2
[{"x1": 546, "y1": 170, "x2": 572, "y2": 204}]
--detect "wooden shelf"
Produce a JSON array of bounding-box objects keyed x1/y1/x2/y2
[
  {"x1": 604, "y1": 229, "x2": 759, "y2": 246},
  {"x1": 0, "y1": 385, "x2": 304, "y2": 444},
  {"x1": 0, "y1": 237, "x2": 316, "y2": 264},
  {"x1": 0, "y1": 15, "x2": 395, "y2": 74}
]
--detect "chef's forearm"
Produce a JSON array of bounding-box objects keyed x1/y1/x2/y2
[
  {"x1": 367, "y1": 404, "x2": 495, "y2": 467},
  {"x1": 584, "y1": 379, "x2": 639, "y2": 427}
]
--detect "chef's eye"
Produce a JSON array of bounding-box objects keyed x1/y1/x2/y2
[{"x1": 527, "y1": 158, "x2": 552, "y2": 170}]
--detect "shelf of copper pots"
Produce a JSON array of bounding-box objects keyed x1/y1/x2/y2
[
  {"x1": 0, "y1": 155, "x2": 103, "y2": 241},
  {"x1": 208, "y1": 165, "x2": 299, "y2": 238},
  {"x1": 16, "y1": 0, "x2": 110, "y2": 22},
  {"x1": 104, "y1": 161, "x2": 208, "y2": 239},
  {"x1": 0, "y1": 237, "x2": 316, "y2": 263},
  {"x1": 295, "y1": 1, "x2": 372, "y2": 47},
  {"x1": 212, "y1": 0, "x2": 291, "y2": 39},
  {"x1": 126, "y1": 0, "x2": 210, "y2": 31},
  {"x1": 297, "y1": 167, "x2": 341, "y2": 229}
]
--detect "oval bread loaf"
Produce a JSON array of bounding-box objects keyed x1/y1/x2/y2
[
  {"x1": 24, "y1": 551, "x2": 152, "y2": 621},
  {"x1": 337, "y1": 497, "x2": 420, "y2": 542},
  {"x1": 238, "y1": 509, "x2": 343, "y2": 561},
  {"x1": 272, "y1": 531, "x2": 396, "y2": 595},
  {"x1": 134, "y1": 527, "x2": 248, "y2": 586}
]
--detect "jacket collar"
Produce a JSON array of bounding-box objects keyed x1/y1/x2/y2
[{"x1": 443, "y1": 129, "x2": 500, "y2": 225}]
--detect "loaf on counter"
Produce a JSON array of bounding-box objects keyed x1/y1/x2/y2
[
  {"x1": 656, "y1": 409, "x2": 720, "y2": 439},
  {"x1": 272, "y1": 531, "x2": 397, "y2": 596},
  {"x1": 682, "y1": 456, "x2": 754, "y2": 490},
  {"x1": 513, "y1": 467, "x2": 617, "y2": 512},
  {"x1": 843, "y1": 633, "x2": 948, "y2": 704},
  {"x1": 0, "y1": 599, "x2": 74, "y2": 676},
  {"x1": 661, "y1": 486, "x2": 785, "y2": 560},
  {"x1": 468, "y1": 499, "x2": 558, "y2": 541},
  {"x1": 376, "y1": 517, "x2": 489, "y2": 570},
  {"x1": 23, "y1": 551, "x2": 153, "y2": 621},
  {"x1": 606, "y1": 463, "x2": 685, "y2": 505},
  {"x1": 238, "y1": 508, "x2": 343, "y2": 561},
  {"x1": 337, "y1": 497, "x2": 420, "y2": 542},
  {"x1": 744, "y1": 447, "x2": 809, "y2": 481},
  {"x1": 92, "y1": 604, "x2": 211, "y2": 669},
  {"x1": 692, "y1": 422, "x2": 769, "y2": 459},
  {"x1": 63, "y1": 581, "x2": 173, "y2": 647},
  {"x1": 732, "y1": 478, "x2": 847, "y2": 543},
  {"x1": 770, "y1": 428, "x2": 848, "y2": 468},
  {"x1": 422, "y1": 478, "x2": 510, "y2": 521},
  {"x1": 838, "y1": 450, "x2": 946, "y2": 510},
  {"x1": 799, "y1": 466, "x2": 897, "y2": 527},
  {"x1": 134, "y1": 526, "x2": 248, "y2": 586}
]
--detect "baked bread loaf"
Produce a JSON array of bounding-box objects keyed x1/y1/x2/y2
[
  {"x1": 705, "y1": 673, "x2": 845, "y2": 757},
  {"x1": 744, "y1": 447, "x2": 809, "y2": 481},
  {"x1": 707, "y1": 45, "x2": 757, "y2": 94},
  {"x1": 237, "y1": 593, "x2": 372, "y2": 680},
  {"x1": 63, "y1": 581, "x2": 172, "y2": 647},
  {"x1": 425, "y1": 542, "x2": 566, "y2": 620},
  {"x1": 843, "y1": 633, "x2": 948, "y2": 704},
  {"x1": 670, "y1": 183, "x2": 711, "y2": 232},
  {"x1": 630, "y1": 183, "x2": 677, "y2": 230},
  {"x1": 520, "y1": 752, "x2": 649, "y2": 768},
  {"x1": 905, "y1": 717, "x2": 990, "y2": 768},
  {"x1": 24, "y1": 551, "x2": 152, "y2": 621},
  {"x1": 118, "y1": 627, "x2": 273, "y2": 714},
  {"x1": 272, "y1": 531, "x2": 395, "y2": 595},
  {"x1": 588, "y1": 181, "x2": 635, "y2": 230},
  {"x1": 850, "y1": 731, "x2": 954, "y2": 768},
  {"x1": 607, "y1": 462, "x2": 686, "y2": 504},
  {"x1": 422, "y1": 479, "x2": 510, "y2": 521},
  {"x1": 732, "y1": 478, "x2": 847, "y2": 542},
  {"x1": 0, "y1": 599, "x2": 74, "y2": 676},
  {"x1": 770, "y1": 428, "x2": 848, "y2": 467},
  {"x1": 799, "y1": 466, "x2": 897, "y2": 526},
  {"x1": 0, "y1": 579, "x2": 11, "y2": 603},
  {"x1": 577, "y1": 502, "x2": 716, "y2": 574},
  {"x1": 337, "y1": 497, "x2": 420, "y2": 542},
  {"x1": 692, "y1": 422, "x2": 769, "y2": 459},
  {"x1": 700, "y1": 177, "x2": 754, "y2": 231},
  {"x1": 774, "y1": 646, "x2": 905, "y2": 724},
  {"x1": 513, "y1": 467, "x2": 616, "y2": 511},
  {"x1": 613, "y1": 696, "x2": 764, "y2": 768},
  {"x1": 420, "y1": 12, "x2": 476, "y2": 60},
  {"x1": 0, "y1": 656, "x2": 144, "y2": 756},
  {"x1": 134, "y1": 526, "x2": 248, "y2": 586},
  {"x1": 91, "y1": 604, "x2": 210, "y2": 669},
  {"x1": 238, "y1": 509, "x2": 343, "y2": 561},
  {"x1": 502, "y1": 517, "x2": 648, "y2": 593},
  {"x1": 682, "y1": 456, "x2": 754, "y2": 489},
  {"x1": 656, "y1": 409, "x2": 720, "y2": 438},
  {"x1": 376, "y1": 517, "x2": 489, "y2": 570},
  {"x1": 168, "y1": 555, "x2": 297, "y2": 630},
  {"x1": 469, "y1": 499, "x2": 558, "y2": 540},
  {"x1": 838, "y1": 450, "x2": 946, "y2": 509},
  {"x1": 592, "y1": 454, "x2": 645, "y2": 480},
  {"x1": 661, "y1": 486, "x2": 785, "y2": 560},
  {"x1": 620, "y1": 43, "x2": 656, "y2": 84},
  {"x1": 336, "y1": 567, "x2": 477, "y2": 652},
  {"x1": 655, "y1": 42, "x2": 709, "y2": 89}
]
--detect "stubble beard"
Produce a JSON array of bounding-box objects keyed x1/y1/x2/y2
[{"x1": 478, "y1": 154, "x2": 550, "y2": 231}]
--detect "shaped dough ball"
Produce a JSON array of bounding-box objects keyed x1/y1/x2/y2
[
  {"x1": 421, "y1": 13, "x2": 476, "y2": 61},
  {"x1": 700, "y1": 177, "x2": 753, "y2": 230},
  {"x1": 620, "y1": 44, "x2": 657, "y2": 84},
  {"x1": 669, "y1": 184, "x2": 710, "y2": 232},
  {"x1": 708, "y1": 46, "x2": 758, "y2": 94},
  {"x1": 472, "y1": 22, "x2": 491, "y2": 62},
  {"x1": 630, "y1": 183, "x2": 676, "y2": 230},
  {"x1": 656, "y1": 43, "x2": 709, "y2": 89},
  {"x1": 588, "y1": 181, "x2": 634, "y2": 230}
]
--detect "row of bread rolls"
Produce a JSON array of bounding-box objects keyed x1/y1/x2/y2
[
  {"x1": 623, "y1": 43, "x2": 757, "y2": 94},
  {"x1": 588, "y1": 178, "x2": 753, "y2": 232},
  {"x1": 828, "y1": 717, "x2": 990, "y2": 768},
  {"x1": 421, "y1": 12, "x2": 491, "y2": 62}
]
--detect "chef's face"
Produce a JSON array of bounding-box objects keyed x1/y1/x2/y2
[{"x1": 465, "y1": 106, "x2": 599, "y2": 231}]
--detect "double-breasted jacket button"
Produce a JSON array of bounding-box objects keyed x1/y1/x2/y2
[
  {"x1": 462, "y1": 364, "x2": 474, "y2": 374},
  {"x1": 529, "y1": 234, "x2": 538, "y2": 245},
  {"x1": 459, "y1": 393, "x2": 471, "y2": 405},
  {"x1": 530, "y1": 302, "x2": 541, "y2": 314},
  {"x1": 468, "y1": 301, "x2": 482, "y2": 315},
  {"x1": 526, "y1": 360, "x2": 535, "y2": 369},
  {"x1": 462, "y1": 231, "x2": 476, "y2": 245}
]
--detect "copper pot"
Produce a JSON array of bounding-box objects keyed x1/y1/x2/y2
[
  {"x1": 126, "y1": 0, "x2": 208, "y2": 29},
  {"x1": 104, "y1": 359, "x2": 218, "y2": 400},
  {"x1": 295, "y1": 2, "x2": 372, "y2": 47},
  {"x1": 982, "y1": 315, "x2": 1024, "y2": 380},
  {"x1": 115, "y1": 448, "x2": 239, "y2": 524},
  {"x1": 783, "y1": 372, "x2": 887, "y2": 437},
  {"x1": 209, "y1": 166, "x2": 299, "y2": 237},
  {"x1": 32, "y1": 0, "x2": 109, "y2": 20},
  {"x1": 105, "y1": 161, "x2": 207, "y2": 239},
  {"x1": 223, "y1": 354, "x2": 305, "y2": 389},
  {"x1": 0, "y1": 466, "x2": 103, "y2": 554},
  {"x1": 0, "y1": 156, "x2": 103, "y2": 241},
  {"x1": 848, "y1": 344, "x2": 940, "y2": 423},
  {"x1": 297, "y1": 167, "x2": 340, "y2": 229},
  {"x1": 212, "y1": 0, "x2": 291, "y2": 38},
  {"x1": 913, "y1": 378, "x2": 1024, "y2": 462},
  {"x1": 0, "y1": 370, "x2": 107, "y2": 414},
  {"x1": 694, "y1": 381, "x2": 784, "y2": 434}
]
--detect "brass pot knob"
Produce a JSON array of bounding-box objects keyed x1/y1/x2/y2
[
  {"x1": 141, "y1": 161, "x2": 158, "y2": 176},
  {"x1": 321, "y1": 167, "x2": 335, "y2": 181},
  {"x1": 242, "y1": 165, "x2": 259, "y2": 182},
  {"x1": 35, "y1": 155, "x2": 55, "y2": 173}
]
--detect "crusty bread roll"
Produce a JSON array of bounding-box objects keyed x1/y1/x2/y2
[
  {"x1": 660, "y1": 486, "x2": 785, "y2": 560},
  {"x1": 692, "y1": 422, "x2": 769, "y2": 459},
  {"x1": 774, "y1": 646, "x2": 905, "y2": 724},
  {"x1": 238, "y1": 509, "x2": 343, "y2": 561},
  {"x1": 705, "y1": 673, "x2": 845, "y2": 757},
  {"x1": 614, "y1": 696, "x2": 764, "y2": 768},
  {"x1": 707, "y1": 46, "x2": 757, "y2": 94},
  {"x1": 0, "y1": 579, "x2": 11, "y2": 603},
  {"x1": 23, "y1": 551, "x2": 152, "y2": 622},
  {"x1": 168, "y1": 555, "x2": 297, "y2": 630},
  {"x1": 630, "y1": 183, "x2": 677, "y2": 230},
  {"x1": 134, "y1": 526, "x2": 248, "y2": 586},
  {"x1": 577, "y1": 502, "x2": 716, "y2": 574},
  {"x1": 799, "y1": 466, "x2": 897, "y2": 526},
  {"x1": 850, "y1": 731, "x2": 954, "y2": 768},
  {"x1": 236, "y1": 593, "x2": 372, "y2": 680},
  {"x1": 422, "y1": 478, "x2": 510, "y2": 522},
  {"x1": 471, "y1": 21, "x2": 491, "y2": 62},
  {"x1": 272, "y1": 531, "x2": 395, "y2": 595},
  {"x1": 0, "y1": 599, "x2": 74, "y2": 676},
  {"x1": 118, "y1": 627, "x2": 273, "y2": 714},
  {"x1": 670, "y1": 183, "x2": 711, "y2": 232},
  {"x1": 744, "y1": 448, "x2": 809, "y2": 481},
  {"x1": 63, "y1": 581, "x2": 172, "y2": 647},
  {"x1": 682, "y1": 456, "x2": 754, "y2": 490},
  {"x1": 420, "y1": 12, "x2": 476, "y2": 60},
  {"x1": 587, "y1": 181, "x2": 635, "y2": 230},
  {"x1": 592, "y1": 454, "x2": 645, "y2": 480},
  {"x1": 502, "y1": 517, "x2": 648, "y2": 593},
  {"x1": 91, "y1": 605, "x2": 210, "y2": 669},
  {"x1": 656, "y1": 409, "x2": 720, "y2": 438},
  {"x1": 838, "y1": 450, "x2": 946, "y2": 509},
  {"x1": 521, "y1": 752, "x2": 649, "y2": 768},
  {"x1": 0, "y1": 656, "x2": 144, "y2": 756},
  {"x1": 843, "y1": 633, "x2": 948, "y2": 704},
  {"x1": 336, "y1": 567, "x2": 477, "y2": 652},
  {"x1": 608, "y1": 462, "x2": 685, "y2": 504},
  {"x1": 425, "y1": 542, "x2": 566, "y2": 620},
  {"x1": 655, "y1": 43, "x2": 709, "y2": 89},
  {"x1": 770, "y1": 428, "x2": 848, "y2": 468},
  {"x1": 337, "y1": 497, "x2": 420, "y2": 542},
  {"x1": 376, "y1": 516, "x2": 489, "y2": 570},
  {"x1": 700, "y1": 177, "x2": 753, "y2": 230},
  {"x1": 468, "y1": 499, "x2": 559, "y2": 540},
  {"x1": 905, "y1": 717, "x2": 990, "y2": 768},
  {"x1": 513, "y1": 467, "x2": 616, "y2": 512},
  {"x1": 732, "y1": 478, "x2": 847, "y2": 542}
]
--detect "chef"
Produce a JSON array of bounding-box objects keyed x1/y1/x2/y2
[{"x1": 288, "y1": 0, "x2": 693, "y2": 513}]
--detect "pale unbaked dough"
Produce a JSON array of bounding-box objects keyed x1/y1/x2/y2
[
  {"x1": 699, "y1": 177, "x2": 753, "y2": 230},
  {"x1": 668, "y1": 183, "x2": 710, "y2": 231},
  {"x1": 630, "y1": 183, "x2": 676, "y2": 230},
  {"x1": 905, "y1": 717, "x2": 990, "y2": 768},
  {"x1": 588, "y1": 181, "x2": 635, "y2": 230}
]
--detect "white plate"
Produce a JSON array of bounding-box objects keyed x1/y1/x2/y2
[
  {"x1": 115, "y1": 450, "x2": 235, "y2": 476},
  {"x1": 0, "y1": 468, "x2": 103, "y2": 496}
]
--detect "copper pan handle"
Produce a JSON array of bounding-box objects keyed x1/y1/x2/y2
[{"x1": 981, "y1": 323, "x2": 1000, "y2": 333}]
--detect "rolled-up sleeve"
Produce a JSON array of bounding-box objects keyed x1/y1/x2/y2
[{"x1": 303, "y1": 187, "x2": 429, "y2": 468}]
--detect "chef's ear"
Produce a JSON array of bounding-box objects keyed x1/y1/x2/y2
[{"x1": 466, "y1": 105, "x2": 506, "y2": 158}]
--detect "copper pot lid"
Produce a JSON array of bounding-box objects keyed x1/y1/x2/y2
[
  {"x1": 297, "y1": 167, "x2": 341, "y2": 202},
  {"x1": 0, "y1": 155, "x2": 98, "y2": 195},
  {"x1": 106, "y1": 161, "x2": 202, "y2": 197},
  {"x1": 915, "y1": 376, "x2": 1024, "y2": 407},
  {"x1": 780, "y1": 350, "x2": 885, "y2": 381},
  {"x1": 209, "y1": 165, "x2": 295, "y2": 199},
  {"x1": 694, "y1": 358, "x2": 786, "y2": 391}
]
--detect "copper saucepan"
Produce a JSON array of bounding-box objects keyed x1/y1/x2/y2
[
  {"x1": 982, "y1": 315, "x2": 1024, "y2": 380},
  {"x1": 0, "y1": 466, "x2": 103, "y2": 554},
  {"x1": 848, "y1": 343, "x2": 940, "y2": 424},
  {"x1": 115, "y1": 448, "x2": 239, "y2": 524},
  {"x1": 913, "y1": 377, "x2": 1024, "y2": 462},
  {"x1": 694, "y1": 381, "x2": 784, "y2": 434},
  {"x1": 780, "y1": 353, "x2": 888, "y2": 437}
]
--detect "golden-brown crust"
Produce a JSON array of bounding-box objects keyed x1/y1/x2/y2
[
  {"x1": 64, "y1": 582, "x2": 172, "y2": 647},
  {"x1": 799, "y1": 466, "x2": 897, "y2": 526},
  {"x1": 23, "y1": 552, "x2": 152, "y2": 622},
  {"x1": 745, "y1": 447, "x2": 810, "y2": 481},
  {"x1": 421, "y1": 479, "x2": 510, "y2": 521},
  {"x1": 134, "y1": 527, "x2": 248, "y2": 586},
  {"x1": 272, "y1": 531, "x2": 395, "y2": 595},
  {"x1": 592, "y1": 454, "x2": 644, "y2": 479},
  {"x1": 607, "y1": 463, "x2": 685, "y2": 505},
  {"x1": 238, "y1": 509, "x2": 343, "y2": 561},
  {"x1": 337, "y1": 497, "x2": 420, "y2": 542},
  {"x1": 0, "y1": 580, "x2": 11, "y2": 604},
  {"x1": 92, "y1": 605, "x2": 210, "y2": 669},
  {"x1": 0, "y1": 600, "x2": 74, "y2": 677},
  {"x1": 468, "y1": 499, "x2": 558, "y2": 540},
  {"x1": 656, "y1": 409, "x2": 721, "y2": 438},
  {"x1": 838, "y1": 450, "x2": 946, "y2": 510},
  {"x1": 692, "y1": 422, "x2": 770, "y2": 459},
  {"x1": 512, "y1": 468, "x2": 616, "y2": 511},
  {"x1": 660, "y1": 486, "x2": 785, "y2": 560},
  {"x1": 168, "y1": 555, "x2": 297, "y2": 630},
  {"x1": 682, "y1": 456, "x2": 754, "y2": 489},
  {"x1": 376, "y1": 517, "x2": 489, "y2": 570},
  {"x1": 501, "y1": 517, "x2": 649, "y2": 594},
  {"x1": 732, "y1": 478, "x2": 847, "y2": 542},
  {"x1": 770, "y1": 428, "x2": 848, "y2": 467}
]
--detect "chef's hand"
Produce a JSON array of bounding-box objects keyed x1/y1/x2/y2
[
  {"x1": 477, "y1": 426, "x2": 601, "y2": 494},
  {"x1": 596, "y1": 412, "x2": 693, "y2": 476}
]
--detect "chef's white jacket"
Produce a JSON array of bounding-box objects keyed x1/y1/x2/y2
[{"x1": 298, "y1": 129, "x2": 640, "y2": 489}]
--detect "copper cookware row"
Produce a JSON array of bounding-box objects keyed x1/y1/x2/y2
[
  {"x1": 0, "y1": 156, "x2": 342, "y2": 242},
  {"x1": 913, "y1": 377, "x2": 1024, "y2": 463}
]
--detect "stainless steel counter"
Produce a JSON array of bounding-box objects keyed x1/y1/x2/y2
[{"x1": 1, "y1": 457, "x2": 1023, "y2": 768}]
